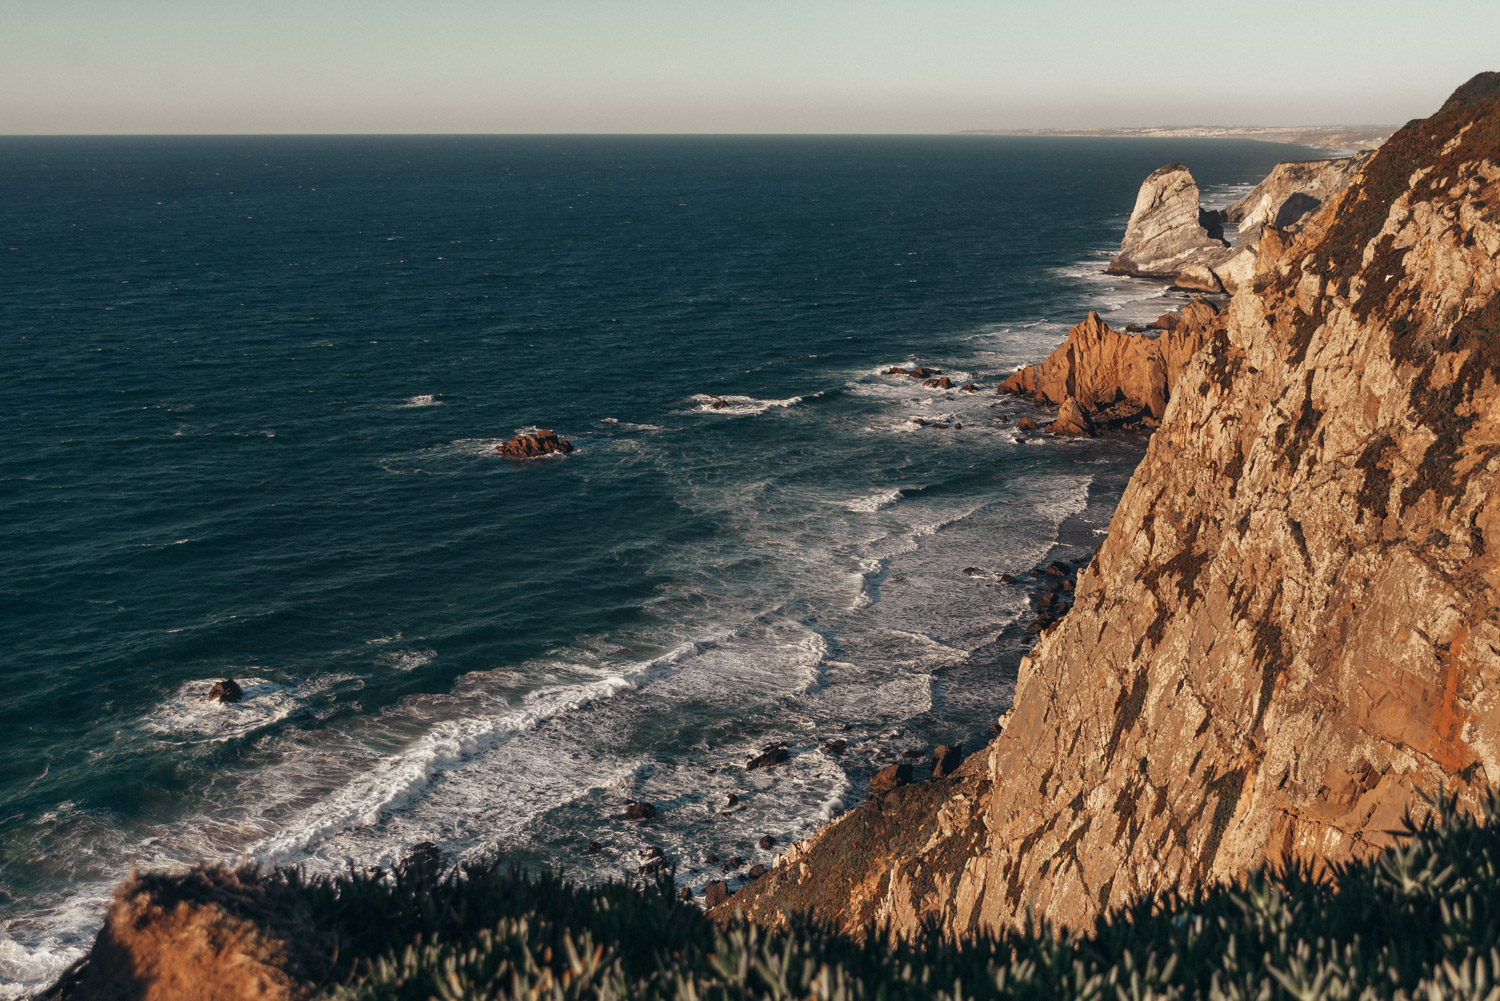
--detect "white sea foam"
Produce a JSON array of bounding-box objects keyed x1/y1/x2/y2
[
  {"x1": 684, "y1": 393, "x2": 802, "y2": 416},
  {"x1": 379, "y1": 648, "x2": 435, "y2": 672},
  {"x1": 140, "y1": 677, "x2": 296, "y2": 742},
  {"x1": 399, "y1": 394, "x2": 442, "y2": 408},
  {"x1": 845, "y1": 488, "x2": 904, "y2": 513}
]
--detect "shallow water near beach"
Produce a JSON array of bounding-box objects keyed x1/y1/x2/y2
[{"x1": 0, "y1": 134, "x2": 1316, "y2": 992}]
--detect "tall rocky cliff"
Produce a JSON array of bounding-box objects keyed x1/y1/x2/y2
[{"x1": 723, "y1": 72, "x2": 1500, "y2": 936}]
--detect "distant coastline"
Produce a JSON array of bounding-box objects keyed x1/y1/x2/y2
[{"x1": 951, "y1": 124, "x2": 1394, "y2": 155}]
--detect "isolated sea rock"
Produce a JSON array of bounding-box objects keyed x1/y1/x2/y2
[
  {"x1": 206, "y1": 679, "x2": 243, "y2": 704},
  {"x1": 1106, "y1": 164, "x2": 1228, "y2": 278},
  {"x1": 497, "y1": 429, "x2": 574, "y2": 459},
  {"x1": 999, "y1": 302, "x2": 1222, "y2": 419},
  {"x1": 746, "y1": 743, "x2": 789, "y2": 770},
  {"x1": 715, "y1": 72, "x2": 1500, "y2": 939},
  {"x1": 623, "y1": 800, "x2": 657, "y2": 821}
]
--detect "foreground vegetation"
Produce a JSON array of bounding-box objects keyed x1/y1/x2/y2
[{"x1": 68, "y1": 790, "x2": 1500, "y2": 1000}]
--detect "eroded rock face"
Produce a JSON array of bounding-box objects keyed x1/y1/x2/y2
[
  {"x1": 1224, "y1": 152, "x2": 1374, "y2": 244},
  {"x1": 720, "y1": 72, "x2": 1500, "y2": 940},
  {"x1": 1046, "y1": 397, "x2": 1095, "y2": 437},
  {"x1": 1107, "y1": 164, "x2": 1228, "y2": 278},
  {"x1": 999, "y1": 300, "x2": 1222, "y2": 419}
]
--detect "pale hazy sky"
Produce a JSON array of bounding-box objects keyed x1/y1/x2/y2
[{"x1": 3, "y1": 0, "x2": 1496, "y2": 134}]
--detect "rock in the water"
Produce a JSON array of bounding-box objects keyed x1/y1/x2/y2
[
  {"x1": 932, "y1": 744, "x2": 964, "y2": 779},
  {"x1": 1046, "y1": 396, "x2": 1096, "y2": 437},
  {"x1": 206, "y1": 679, "x2": 243, "y2": 704},
  {"x1": 497, "y1": 428, "x2": 575, "y2": 459},
  {"x1": 399, "y1": 842, "x2": 443, "y2": 873},
  {"x1": 623, "y1": 800, "x2": 657, "y2": 821},
  {"x1": 1016, "y1": 417, "x2": 1037, "y2": 432},
  {"x1": 822, "y1": 739, "x2": 847, "y2": 754},
  {"x1": 747, "y1": 864, "x2": 767, "y2": 879},
  {"x1": 584, "y1": 840, "x2": 603, "y2": 855},
  {"x1": 922, "y1": 376, "x2": 954, "y2": 389},
  {"x1": 704, "y1": 880, "x2": 730, "y2": 907},
  {"x1": 999, "y1": 303, "x2": 1221, "y2": 420},
  {"x1": 1106, "y1": 164, "x2": 1228, "y2": 278},
  {"x1": 757, "y1": 834, "x2": 776, "y2": 850},
  {"x1": 868, "y1": 763, "x2": 912, "y2": 795},
  {"x1": 959, "y1": 382, "x2": 978, "y2": 392},
  {"x1": 746, "y1": 743, "x2": 789, "y2": 770},
  {"x1": 962, "y1": 566, "x2": 986, "y2": 577},
  {"x1": 725, "y1": 793, "x2": 739, "y2": 808}
]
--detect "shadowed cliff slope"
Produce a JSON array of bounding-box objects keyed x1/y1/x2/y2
[{"x1": 723, "y1": 72, "x2": 1500, "y2": 937}]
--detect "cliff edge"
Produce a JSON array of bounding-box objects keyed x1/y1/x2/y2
[{"x1": 722, "y1": 72, "x2": 1500, "y2": 937}]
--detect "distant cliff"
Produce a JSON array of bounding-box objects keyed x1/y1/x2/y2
[
  {"x1": 1107, "y1": 152, "x2": 1374, "y2": 295},
  {"x1": 722, "y1": 72, "x2": 1500, "y2": 937}
]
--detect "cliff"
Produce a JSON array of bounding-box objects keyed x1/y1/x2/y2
[
  {"x1": 997, "y1": 300, "x2": 1222, "y2": 419},
  {"x1": 721, "y1": 72, "x2": 1500, "y2": 937},
  {"x1": 1108, "y1": 153, "x2": 1372, "y2": 295},
  {"x1": 1224, "y1": 151, "x2": 1375, "y2": 243}
]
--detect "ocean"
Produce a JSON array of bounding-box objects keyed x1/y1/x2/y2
[{"x1": 0, "y1": 134, "x2": 1316, "y2": 993}]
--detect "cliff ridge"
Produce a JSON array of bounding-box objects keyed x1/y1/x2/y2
[{"x1": 723, "y1": 71, "x2": 1500, "y2": 938}]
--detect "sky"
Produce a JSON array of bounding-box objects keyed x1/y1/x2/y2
[{"x1": 3, "y1": 0, "x2": 1497, "y2": 134}]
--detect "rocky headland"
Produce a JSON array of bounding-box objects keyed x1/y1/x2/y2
[{"x1": 717, "y1": 71, "x2": 1500, "y2": 936}]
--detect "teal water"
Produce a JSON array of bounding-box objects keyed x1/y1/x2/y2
[{"x1": 0, "y1": 135, "x2": 1315, "y2": 991}]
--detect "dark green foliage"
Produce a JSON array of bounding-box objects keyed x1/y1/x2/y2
[{"x1": 170, "y1": 787, "x2": 1500, "y2": 999}]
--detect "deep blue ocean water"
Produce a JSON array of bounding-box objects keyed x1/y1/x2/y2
[{"x1": 0, "y1": 135, "x2": 1316, "y2": 991}]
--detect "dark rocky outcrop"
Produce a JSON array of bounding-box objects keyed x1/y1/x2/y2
[
  {"x1": 622, "y1": 800, "x2": 656, "y2": 821},
  {"x1": 206, "y1": 679, "x2": 243, "y2": 704},
  {"x1": 746, "y1": 744, "x2": 789, "y2": 770},
  {"x1": 496, "y1": 429, "x2": 574, "y2": 459}
]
